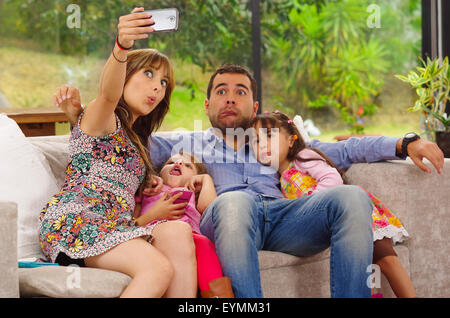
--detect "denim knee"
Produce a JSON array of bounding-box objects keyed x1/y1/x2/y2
[
  {"x1": 326, "y1": 185, "x2": 374, "y2": 251},
  {"x1": 213, "y1": 191, "x2": 255, "y2": 225},
  {"x1": 329, "y1": 185, "x2": 373, "y2": 223},
  {"x1": 200, "y1": 191, "x2": 258, "y2": 241}
]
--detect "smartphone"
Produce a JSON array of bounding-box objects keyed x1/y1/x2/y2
[
  {"x1": 171, "y1": 190, "x2": 193, "y2": 204},
  {"x1": 143, "y1": 8, "x2": 179, "y2": 33}
]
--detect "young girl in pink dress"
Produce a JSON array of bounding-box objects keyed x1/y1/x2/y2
[
  {"x1": 250, "y1": 111, "x2": 416, "y2": 298},
  {"x1": 133, "y1": 152, "x2": 234, "y2": 298}
]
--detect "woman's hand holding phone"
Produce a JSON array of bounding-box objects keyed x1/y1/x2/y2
[{"x1": 117, "y1": 7, "x2": 155, "y2": 49}]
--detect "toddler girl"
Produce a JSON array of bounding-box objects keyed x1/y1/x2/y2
[
  {"x1": 251, "y1": 111, "x2": 416, "y2": 298},
  {"x1": 133, "y1": 151, "x2": 234, "y2": 298}
]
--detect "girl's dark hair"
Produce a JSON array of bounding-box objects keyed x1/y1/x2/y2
[
  {"x1": 115, "y1": 49, "x2": 175, "y2": 192},
  {"x1": 250, "y1": 111, "x2": 347, "y2": 182}
]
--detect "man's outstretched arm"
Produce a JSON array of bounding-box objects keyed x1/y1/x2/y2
[{"x1": 310, "y1": 135, "x2": 444, "y2": 174}]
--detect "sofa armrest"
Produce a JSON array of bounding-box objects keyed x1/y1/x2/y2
[{"x1": 0, "y1": 201, "x2": 19, "y2": 298}]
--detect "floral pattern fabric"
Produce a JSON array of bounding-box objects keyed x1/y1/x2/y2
[
  {"x1": 39, "y1": 112, "x2": 159, "y2": 262},
  {"x1": 280, "y1": 163, "x2": 409, "y2": 244},
  {"x1": 280, "y1": 163, "x2": 318, "y2": 199}
]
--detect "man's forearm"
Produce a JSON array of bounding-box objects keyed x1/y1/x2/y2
[{"x1": 309, "y1": 136, "x2": 402, "y2": 170}]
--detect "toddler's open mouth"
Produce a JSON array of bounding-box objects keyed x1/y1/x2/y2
[{"x1": 169, "y1": 165, "x2": 182, "y2": 176}]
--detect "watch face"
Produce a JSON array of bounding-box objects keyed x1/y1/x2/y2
[{"x1": 405, "y1": 133, "x2": 417, "y2": 139}]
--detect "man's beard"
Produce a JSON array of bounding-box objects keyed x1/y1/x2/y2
[{"x1": 209, "y1": 115, "x2": 253, "y2": 136}]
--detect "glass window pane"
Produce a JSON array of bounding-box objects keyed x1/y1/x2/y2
[{"x1": 261, "y1": 0, "x2": 422, "y2": 140}]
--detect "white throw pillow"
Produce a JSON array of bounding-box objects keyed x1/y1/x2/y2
[{"x1": 0, "y1": 114, "x2": 59, "y2": 260}]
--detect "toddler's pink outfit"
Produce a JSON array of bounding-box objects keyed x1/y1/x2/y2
[
  {"x1": 136, "y1": 185, "x2": 223, "y2": 292},
  {"x1": 137, "y1": 185, "x2": 201, "y2": 232}
]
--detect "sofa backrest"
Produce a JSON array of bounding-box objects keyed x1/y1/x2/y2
[
  {"x1": 28, "y1": 132, "x2": 188, "y2": 188},
  {"x1": 29, "y1": 135, "x2": 69, "y2": 188}
]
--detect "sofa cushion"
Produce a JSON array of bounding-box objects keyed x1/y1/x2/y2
[
  {"x1": 0, "y1": 115, "x2": 60, "y2": 260},
  {"x1": 258, "y1": 249, "x2": 330, "y2": 270},
  {"x1": 19, "y1": 246, "x2": 409, "y2": 298},
  {"x1": 260, "y1": 245, "x2": 409, "y2": 298},
  {"x1": 20, "y1": 251, "x2": 332, "y2": 298},
  {"x1": 19, "y1": 266, "x2": 131, "y2": 298}
]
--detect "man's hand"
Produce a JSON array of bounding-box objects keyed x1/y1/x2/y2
[
  {"x1": 53, "y1": 84, "x2": 83, "y2": 127},
  {"x1": 397, "y1": 138, "x2": 444, "y2": 174}
]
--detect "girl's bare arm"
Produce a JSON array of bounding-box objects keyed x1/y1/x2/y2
[
  {"x1": 81, "y1": 8, "x2": 153, "y2": 136},
  {"x1": 187, "y1": 174, "x2": 217, "y2": 214}
]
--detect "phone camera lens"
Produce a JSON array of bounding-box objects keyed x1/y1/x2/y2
[{"x1": 169, "y1": 15, "x2": 175, "y2": 22}]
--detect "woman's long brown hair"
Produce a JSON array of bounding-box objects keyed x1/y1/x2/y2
[{"x1": 115, "y1": 49, "x2": 175, "y2": 192}]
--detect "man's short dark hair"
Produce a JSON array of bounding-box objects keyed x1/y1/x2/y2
[{"x1": 206, "y1": 63, "x2": 258, "y2": 102}]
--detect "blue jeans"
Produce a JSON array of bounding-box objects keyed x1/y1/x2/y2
[{"x1": 199, "y1": 185, "x2": 374, "y2": 298}]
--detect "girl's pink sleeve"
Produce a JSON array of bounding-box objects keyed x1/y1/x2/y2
[{"x1": 294, "y1": 149, "x2": 344, "y2": 193}]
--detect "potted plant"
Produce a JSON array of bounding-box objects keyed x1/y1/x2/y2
[{"x1": 395, "y1": 56, "x2": 450, "y2": 157}]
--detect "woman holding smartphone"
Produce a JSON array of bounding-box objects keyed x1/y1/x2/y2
[{"x1": 41, "y1": 8, "x2": 197, "y2": 298}]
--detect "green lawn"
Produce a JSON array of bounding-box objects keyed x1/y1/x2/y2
[
  {"x1": 159, "y1": 86, "x2": 211, "y2": 131},
  {"x1": 0, "y1": 44, "x2": 212, "y2": 134},
  {"x1": 314, "y1": 119, "x2": 421, "y2": 142}
]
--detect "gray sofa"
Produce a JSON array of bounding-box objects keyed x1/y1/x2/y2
[{"x1": 1, "y1": 134, "x2": 449, "y2": 298}]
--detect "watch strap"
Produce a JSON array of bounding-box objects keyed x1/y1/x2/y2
[{"x1": 400, "y1": 133, "x2": 420, "y2": 158}]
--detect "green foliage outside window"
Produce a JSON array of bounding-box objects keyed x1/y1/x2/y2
[{"x1": 0, "y1": 0, "x2": 421, "y2": 133}]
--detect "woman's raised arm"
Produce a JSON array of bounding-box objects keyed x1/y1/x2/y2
[{"x1": 81, "y1": 7, "x2": 154, "y2": 136}]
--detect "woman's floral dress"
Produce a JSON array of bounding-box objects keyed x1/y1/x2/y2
[
  {"x1": 39, "y1": 112, "x2": 161, "y2": 262},
  {"x1": 280, "y1": 162, "x2": 409, "y2": 244}
]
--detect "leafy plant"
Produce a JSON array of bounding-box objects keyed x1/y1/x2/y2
[
  {"x1": 1, "y1": 0, "x2": 254, "y2": 68},
  {"x1": 266, "y1": 0, "x2": 389, "y2": 134},
  {"x1": 395, "y1": 56, "x2": 450, "y2": 133}
]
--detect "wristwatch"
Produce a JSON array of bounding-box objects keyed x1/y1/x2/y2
[{"x1": 399, "y1": 132, "x2": 420, "y2": 158}]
